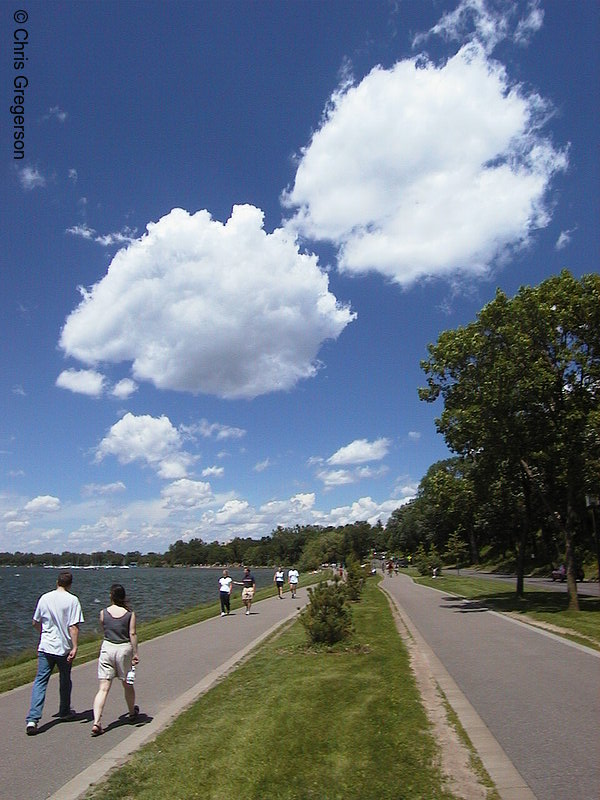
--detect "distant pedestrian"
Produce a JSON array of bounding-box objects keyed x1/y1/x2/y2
[
  {"x1": 91, "y1": 584, "x2": 139, "y2": 736},
  {"x1": 288, "y1": 567, "x2": 299, "y2": 599},
  {"x1": 26, "y1": 571, "x2": 84, "y2": 736},
  {"x1": 274, "y1": 566, "x2": 285, "y2": 598},
  {"x1": 235, "y1": 567, "x2": 256, "y2": 615},
  {"x1": 219, "y1": 569, "x2": 233, "y2": 615}
]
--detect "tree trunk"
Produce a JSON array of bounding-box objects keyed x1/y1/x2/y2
[
  {"x1": 468, "y1": 526, "x2": 479, "y2": 564},
  {"x1": 565, "y1": 503, "x2": 580, "y2": 611}
]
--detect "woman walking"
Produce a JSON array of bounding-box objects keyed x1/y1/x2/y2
[{"x1": 91, "y1": 584, "x2": 139, "y2": 736}]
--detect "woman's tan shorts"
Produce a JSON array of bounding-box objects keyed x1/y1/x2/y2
[{"x1": 97, "y1": 640, "x2": 133, "y2": 681}]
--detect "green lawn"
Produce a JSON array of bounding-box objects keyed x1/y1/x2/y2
[
  {"x1": 82, "y1": 580, "x2": 477, "y2": 800},
  {"x1": 416, "y1": 575, "x2": 600, "y2": 649}
]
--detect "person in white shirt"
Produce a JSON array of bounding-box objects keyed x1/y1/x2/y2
[
  {"x1": 288, "y1": 568, "x2": 299, "y2": 599},
  {"x1": 274, "y1": 567, "x2": 285, "y2": 598},
  {"x1": 219, "y1": 569, "x2": 233, "y2": 616},
  {"x1": 26, "y1": 571, "x2": 84, "y2": 735}
]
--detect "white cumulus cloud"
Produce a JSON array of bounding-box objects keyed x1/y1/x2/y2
[
  {"x1": 59, "y1": 205, "x2": 355, "y2": 399},
  {"x1": 112, "y1": 378, "x2": 138, "y2": 399},
  {"x1": 24, "y1": 495, "x2": 61, "y2": 513},
  {"x1": 95, "y1": 413, "x2": 194, "y2": 479},
  {"x1": 56, "y1": 368, "x2": 105, "y2": 397},
  {"x1": 327, "y1": 438, "x2": 390, "y2": 465},
  {"x1": 161, "y1": 479, "x2": 213, "y2": 511},
  {"x1": 283, "y1": 41, "x2": 567, "y2": 286}
]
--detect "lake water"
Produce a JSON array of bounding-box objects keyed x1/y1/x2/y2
[{"x1": 0, "y1": 566, "x2": 275, "y2": 662}]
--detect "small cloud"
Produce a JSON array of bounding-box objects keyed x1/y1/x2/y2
[
  {"x1": 66, "y1": 223, "x2": 96, "y2": 240},
  {"x1": 8, "y1": 469, "x2": 25, "y2": 478},
  {"x1": 18, "y1": 165, "x2": 46, "y2": 190},
  {"x1": 68, "y1": 168, "x2": 78, "y2": 183},
  {"x1": 408, "y1": 431, "x2": 421, "y2": 441},
  {"x1": 112, "y1": 378, "x2": 138, "y2": 399},
  {"x1": 44, "y1": 105, "x2": 68, "y2": 123},
  {"x1": 56, "y1": 368, "x2": 105, "y2": 397},
  {"x1": 12, "y1": 384, "x2": 26, "y2": 396},
  {"x1": 65, "y1": 223, "x2": 137, "y2": 247},
  {"x1": 201, "y1": 466, "x2": 224, "y2": 478},
  {"x1": 82, "y1": 481, "x2": 126, "y2": 497},
  {"x1": 254, "y1": 458, "x2": 271, "y2": 473},
  {"x1": 555, "y1": 228, "x2": 576, "y2": 250},
  {"x1": 327, "y1": 438, "x2": 390, "y2": 465},
  {"x1": 24, "y1": 495, "x2": 61, "y2": 513},
  {"x1": 196, "y1": 420, "x2": 247, "y2": 440}
]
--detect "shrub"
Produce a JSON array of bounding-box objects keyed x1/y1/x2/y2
[
  {"x1": 345, "y1": 556, "x2": 365, "y2": 601},
  {"x1": 300, "y1": 579, "x2": 353, "y2": 645}
]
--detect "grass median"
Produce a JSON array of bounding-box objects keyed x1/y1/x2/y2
[
  {"x1": 0, "y1": 574, "x2": 320, "y2": 695},
  {"x1": 415, "y1": 575, "x2": 600, "y2": 650},
  {"x1": 83, "y1": 579, "x2": 467, "y2": 800}
]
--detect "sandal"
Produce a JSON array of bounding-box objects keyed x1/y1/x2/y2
[
  {"x1": 91, "y1": 723, "x2": 103, "y2": 737},
  {"x1": 128, "y1": 705, "x2": 139, "y2": 720}
]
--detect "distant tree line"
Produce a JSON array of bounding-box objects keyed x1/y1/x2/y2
[{"x1": 0, "y1": 522, "x2": 389, "y2": 571}]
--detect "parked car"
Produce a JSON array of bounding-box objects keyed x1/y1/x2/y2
[{"x1": 551, "y1": 564, "x2": 584, "y2": 582}]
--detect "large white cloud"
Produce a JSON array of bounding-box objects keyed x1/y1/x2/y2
[
  {"x1": 59, "y1": 205, "x2": 355, "y2": 399},
  {"x1": 283, "y1": 41, "x2": 567, "y2": 285}
]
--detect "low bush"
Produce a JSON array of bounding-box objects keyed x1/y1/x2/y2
[{"x1": 300, "y1": 579, "x2": 353, "y2": 645}]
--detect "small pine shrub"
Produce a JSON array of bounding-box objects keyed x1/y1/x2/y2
[
  {"x1": 300, "y1": 579, "x2": 353, "y2": 645},
  {"x1": 345, "y1": 556, "x2": 365, "y2": 602}
]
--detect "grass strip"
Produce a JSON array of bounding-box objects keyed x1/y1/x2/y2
[
  {"x1": 415, "y1": 575, "x2": 600, "y2": 649},
  {"x1": 0, "y1": 574, "x2": 321, "y2": 694},
  {"x1": 83, "y1": 580, "x2": 463, "y2": 800}
]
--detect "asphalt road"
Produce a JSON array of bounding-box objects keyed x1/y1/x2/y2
[
  {"x1": 0, "y1": 590, "x2": 308, "y2": 800},
  {"x1": 458, "y1": 569, "x2": 600, "y2": 598},
  {"x1": 382, "y1": 573, "x2": 600, "y2": 800}
]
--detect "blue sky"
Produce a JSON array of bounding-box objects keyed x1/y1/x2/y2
[{"x1": 1, "y1": 0, "x2": 598, "y2": 554}]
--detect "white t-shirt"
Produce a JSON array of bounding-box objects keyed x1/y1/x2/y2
[
  {"x1": 33, "y1": 588, "x2": 84, "y2": 655},
  {"x1": 288, "y1": 569, "x2": 299, "y2": 584},
  {"x1": 275, "y1": 570, "x2": 285, "y2": 583},
  {"x1": 219, "y1": 576, "x2": 233, "y2": 593}
]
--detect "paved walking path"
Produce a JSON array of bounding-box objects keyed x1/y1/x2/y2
[
  {"x1": 3, "y1": 577, "x2": 597, "y2": 800},
  {"x1": 381, "y1": 574, "x2": 599, "y2": 800},
  {"x1": 0, "y1": 591, "x2": 308, "y2": 800}
]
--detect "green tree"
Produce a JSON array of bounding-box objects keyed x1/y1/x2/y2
[
  {"x1": 445, "y1": 530, "x2": 469, "y2": 574},
  {"x1": 420, "y1": 271, "x2": 600, "y2": 608}
]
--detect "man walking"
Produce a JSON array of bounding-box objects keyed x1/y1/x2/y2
[
  {"x1": 288, "y1": 567, "x2": 299, "y2": 599},
  {"x1": 26, "y1": 571, "x2": 84, "y2": 735}
]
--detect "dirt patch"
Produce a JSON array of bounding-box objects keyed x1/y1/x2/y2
[{"x1": 386, "y1": 597, "x2": 490, "y2": 800}]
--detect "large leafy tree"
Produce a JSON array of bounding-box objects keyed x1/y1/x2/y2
[{"x1": 420, "y1": 271, "x2": 599, "y2": 607}]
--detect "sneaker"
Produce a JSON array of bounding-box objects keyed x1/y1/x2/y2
[
  {"x1": 220, "y1": 612, "x2": 226, "y2": 617},
  {"x1": 58, "y1": 709, "x2": 77, "y2": 721},
  {"x1": 26, "y1": 721, "x2": 37, "y2": 736},
  {"x1": 245, "y1": 610, "x2": 250, "y2": 615}
]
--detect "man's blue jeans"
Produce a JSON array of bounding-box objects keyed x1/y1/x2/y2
[{"x1": 27, "y1": 652, "x2": 72, "y2": 722}]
